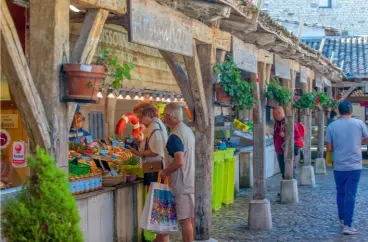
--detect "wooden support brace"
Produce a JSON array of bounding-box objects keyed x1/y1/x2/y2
[
  {"x1": 1, "y1": 0, "x2": 51, "y2": 153},
  {"x1": 183, "y1": 41, "x2": 209, "y2": 126},
  {"x1": 67, "y1": 8, "x2": 109, "y2": 129},
  {"x1": 339, "y1": 82, "x2": 360, "y2": 101},
  {"x1": 302, "y1": 78, "x2": 312, "y2": 166}
]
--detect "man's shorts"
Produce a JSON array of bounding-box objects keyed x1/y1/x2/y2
[{"x1": 174, "y1": 194, "x2": 195, "y2": 221}]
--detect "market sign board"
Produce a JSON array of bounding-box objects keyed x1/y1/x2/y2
[
  {"x1": 232, "y1": 36, "x2": 258, "y2": 73},
  {"x1": 1, "y1": 114, "x2": 18, "y2": 129},
  {"x1": 0, "y1": 130, "x2": 10, "y2": 149},
  {"x1": 315, "y1": 74, "x2": 323, "y2": 88},
  {"x1": 300, "y1": 66, "x2": 308, "y2": 84},
  {"x1": 323, "y1": 76, "x2": 331, "y2": 86},
  {"x1": 275, "y1": 55, "x2": 291, "y2": 79},
  {"x1": 129, "y1": 0, "x2": 193, "y2": 57},
  {"x1": 12, "y1": 141, "x2": 27, "y2": 168}
]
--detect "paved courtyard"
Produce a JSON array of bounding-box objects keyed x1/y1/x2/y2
[{"x1": 171, "y1": 167, "x2": 368, "y2": 242}]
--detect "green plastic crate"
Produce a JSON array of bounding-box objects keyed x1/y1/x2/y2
[
  {"x1": 222, "y1": 156, "x2": 236, "y2": 205},
  {"x1": 212, "y1": 150, "x2": 225, "y2": 211},
  {"x1": 68, "y1": 161, "x2": 90, "y2": 175}
]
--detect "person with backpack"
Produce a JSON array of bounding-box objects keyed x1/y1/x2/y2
[{"x1": 272, "y1": 107, "x2": 305, "y2": 180}]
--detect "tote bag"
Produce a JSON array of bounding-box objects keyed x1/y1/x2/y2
[{"x1": 140, "y1": 171, "x2": 178, "y2": 233}]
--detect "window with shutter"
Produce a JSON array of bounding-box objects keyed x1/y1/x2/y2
[{"x1": 88, "y1": 111, "x2": 105, "y2": 139}]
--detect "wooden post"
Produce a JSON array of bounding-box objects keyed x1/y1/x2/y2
[
  {"x1": 160, "y1": 42, "x2": 217, "y2": 240},
  {"x1": 283, "y1": 70, "x2": 295, "y2": 180},
  {"x1": 67, "y1": 8, "x2": 109, "y2": 129},
  {"x1": 29, "y1": 0, "x2": 70, "y2": 169},
  {"x1": 302, "y1": 79, "x2": 312, "y2": 166},
  {"x1": 251, "y1": 62, "x2": 266, "y2": 200},
  {"x1": 1, "y1": 0, "x2": 52, "y2": 153},
  {"x1": 317, "y1": 87, "x2": 325, "y2": 159}
]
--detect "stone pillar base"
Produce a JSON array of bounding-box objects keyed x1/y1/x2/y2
[
  {"x1": 248, "y1": 199, "x2": 272, "y2": 230},
  {"x1": 280, "y1": 179, "x2": 299, "y2": 204},
  {"x1": 299, "y1": 165, "x2": 316, "y2": 187},
  {"x1": 315, "y1": 158, "x2": 327, "y2": 174}
]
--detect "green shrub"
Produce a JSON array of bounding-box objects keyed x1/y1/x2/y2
[
  {"x1": 293, "y1": 92, "x2": 316, "y2": 109},
  {"x1": 265, "y1": 79, "x2": 293, "y2": 106},
  {"x1": 1, "y1": 147, "x2": 83, "y2": 242}
]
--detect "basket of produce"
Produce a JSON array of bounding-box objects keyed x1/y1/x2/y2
[
  {"x1": 102, "y1": 174, "x2": 126, "y2": 187},
  {"x1": 69, "y1": 158, "x2": 91, "y2": 175}
]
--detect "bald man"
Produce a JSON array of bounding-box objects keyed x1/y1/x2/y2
[{"x1": 272, "y1": 107, "x2": 301, "y2": 180}]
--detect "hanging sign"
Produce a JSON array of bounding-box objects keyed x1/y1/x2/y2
[
  {"x1": 0, "y1": 130, "x2": 11, "y2": 149},
  {"x1": 129, "y1": 0, "x2": 193, "y2": 57},
  {"x1": 300, "y1": 66, "x2": 308, "y2": 84},
  {"x1": 1, "y1": 114, "x2": 18, "y2": 129},
  {"x1": 232, "y1": 36, "x2": 258, "y2": 73},
  {"x1": 323, "y1": 77, "x2": 331, "y2": 86},
  {"x1": 275, "y1": 55, "x2": 291, "y2": 79},
  {"x1": 315, "y1": 74, "x2": 323, "y2": 88},
  {"x1": 12, "y1": 141, "x2": 27, "y2": 168}
]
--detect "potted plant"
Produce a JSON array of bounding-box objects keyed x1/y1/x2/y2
[
  {"x1": 1, "y1": 147, "x2": 83, "y2": 242},
  {"x1": 315, "y1": 92, "x2": 330, "y2": 110},
  {"x1": 265, "y1": 79, "x2": 293, "y2": 108},
  {"x1": 214, "y1": 57, "x2": 255, "y2": 109},
  {"x1": 293, "y1": 92, "x2": 316, "y2": 110},
  {"x1": 63, "y1": 48, "x2": 134, "y2": 103}
]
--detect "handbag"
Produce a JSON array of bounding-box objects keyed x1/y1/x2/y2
[
  {"x1": 140, "y1": 171, "x2": 178, "y2": 233},
  {"x1": 142, "y1": 121, "x2": 164, "y2": 174}
]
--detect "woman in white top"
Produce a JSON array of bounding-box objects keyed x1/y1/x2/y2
[{"x1": 128, "y1": 102, "x2": 168, "y2": 186}]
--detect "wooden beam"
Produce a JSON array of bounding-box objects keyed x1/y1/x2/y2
[
  {"x1": 29, "y1": 0, "x2": 70, "y2": 169},
  {"x1": 159, "y1": 51, "x2": 194, "y2": 114},
  {"x1": 339, "y1": 82, "x2": 360, "y2": 101},
  {"x1": 332, "y1": 82, "x2": 364, "y2": 88},
  {"x1": 156, "y1": 0, "x2": 231, "y2": 22},
  {"x1": 70, "y1": 0, "x2": 127, "y2": 14},
  {"x1": 183, "y1": 41, "x2": 209, "y2": 126},
  {"x1": 238, "y1": 32, "x2": 276, "y2": 46},
  {"x1": 1, "y1": 0, "x2": 51, "y2": 153},
  {"x1": 68, "y1": 8, "x2": 109, "y2": 129},
  {"x1": 302, "y1": 79, "x2": 312, "y2": 166},
  {"x1": 317, "y1": 86, "x2": 325, "y2": 159}
]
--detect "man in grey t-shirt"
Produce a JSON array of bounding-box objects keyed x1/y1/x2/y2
[{"x1": 326, "y1": 101, "x2": 368, "y2": 235}]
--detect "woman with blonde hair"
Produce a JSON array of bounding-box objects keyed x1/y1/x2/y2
[{"x1": 128, "y1": 102, "x2": 168, "y2": 186}]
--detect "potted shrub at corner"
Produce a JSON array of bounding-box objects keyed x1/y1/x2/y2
[{"x1": 63, "y1": 49, "x2": 134, "y2": 103}]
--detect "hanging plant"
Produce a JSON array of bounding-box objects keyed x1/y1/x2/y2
[
  {"x1": 214, "y1": 57, "x2": 256, "y2": 110},
  {"x1": 314, "y1": 92, "x2": 330, "y2": 108},
  {"x1": 324, "y1": 97, "x2": 339, "y2": 109},
  {"x1": 293, "y1": 92, "x2": 316, "y2": 109},
  {"x1": 265, "y1": 79, "x2": 293, "y2": 108}
]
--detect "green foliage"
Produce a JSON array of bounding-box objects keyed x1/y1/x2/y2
[
  {"x1": 97, "y1": 48, "x2": 134, "y2": 90},
  {"x1": 324, "y1": 98, "x2": 339, "y2": 109},
  {"x1": 293, "y1": 92, "x2": 316, "y2": 109},
  {"x1": 315, "y1": 92, "x2": 330, "y2": 107},
  {"x1": 1, "y1": 147, "x2": 83, "y2": 242},
  {"x1": 214, "y1": 56, "x2": 255, "y2": 110},
  {"x1": 265, "y1": 79, "x2": 293, "y2": 106}
]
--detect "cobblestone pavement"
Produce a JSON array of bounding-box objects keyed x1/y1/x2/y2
[{"x1": 169, "y1": 167, "x2": 368, "y2": 242}]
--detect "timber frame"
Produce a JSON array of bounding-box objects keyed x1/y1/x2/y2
[{"x1": 2, "y1": 0, "x2": 347, "y2": 241}]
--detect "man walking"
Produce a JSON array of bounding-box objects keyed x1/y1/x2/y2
[
  {"x1": 159, "y1": 102, "x2": 195, "y2": 242},
  {"x1": 326, "y1": 101, "x2": 368, "y2": 235}
]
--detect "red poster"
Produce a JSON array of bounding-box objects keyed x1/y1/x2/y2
[{"x1": 12, "y1": 141, "x2": 27, "y2": 168}]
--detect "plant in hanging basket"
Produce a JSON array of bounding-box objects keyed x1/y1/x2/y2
[
  {"x1": 293, "y1": 92, "x2": 316, "y2": 110},
  {"x1": 314, "y1": 92, "x2": 330, "y2": 109},
  {"x1": 63, "y1": 48, "x2": 134, "y2": 103},
  {"x1": 265, "y1": 79, "x2": 293, "y2": 108},
  {"x1": 324, "y1": 97, "x2": 339, "y2": 110},
  {"x1": 214, "y1": 56, "x2": 255, "y2": 109}
]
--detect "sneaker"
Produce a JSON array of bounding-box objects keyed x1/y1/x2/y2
[{"x1": 343, "y1": 226, "x2": 359, "y2": 235}]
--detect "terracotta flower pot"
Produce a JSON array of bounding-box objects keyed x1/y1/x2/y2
[
  {"x1": 266, "y1": 98, "x2": 279, "y2": 109},
  {"x1": 215, "y1": 83, "x2": 232, "y2": 103},
  {"x1": 63, "y1": 64, "x2": 105, "y2": 103}
]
